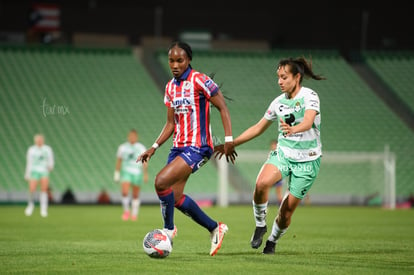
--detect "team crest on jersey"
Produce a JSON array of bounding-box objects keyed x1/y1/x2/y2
[
  {"x1": 182, "y1": 81, "x2": 192, "y2": 97},
  {"x1": 294, "y1": 102, "x2": 302, "y2": 112},
  {"x1": 183, "y1": 81, "x2": 192, "y2": 90}
]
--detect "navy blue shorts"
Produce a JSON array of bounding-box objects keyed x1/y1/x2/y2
[
  {"x1": 273, "y1": 179, "x2": 283, "y2": 187},
  {"x1": 167, "y1": 146, "x2": 213, "y2": 173}
]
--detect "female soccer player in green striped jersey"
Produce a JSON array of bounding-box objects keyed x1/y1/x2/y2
[
  {"x1": 215, "y1": 56, "x2": 325, "y2": 254},
  {"x1": 24, "y1": 134, "x2": 54, "y2": 217}
]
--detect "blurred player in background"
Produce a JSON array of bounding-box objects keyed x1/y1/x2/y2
[
  {"x1": 137, "y1": 41, "x2": 236, "y2": 256},
  {"x1": 114, "y1": 129, "x2": 148, "y2": 221},
  {"x1": 24, "y1": 133, "x2": 54, "y2": 217},
  {"x1": 215, "y1": 56, "x2": 325, "y2": 254},
  {"x1": 269, "y1": 139, "x2": 284, "y2": 204}
]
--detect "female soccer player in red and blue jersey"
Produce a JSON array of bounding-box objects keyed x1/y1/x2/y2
[{"x1": 137, "y1": 41, "x2": 236, "y2": 256}]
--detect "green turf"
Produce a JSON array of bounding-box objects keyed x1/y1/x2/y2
[{"x1": 0, "y1": 205, "x2": 413, "y2": 274}]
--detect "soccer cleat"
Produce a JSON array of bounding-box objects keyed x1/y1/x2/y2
[
  {"x1": 163, "y1": 225, "x2": 178, "y2": 241},
  {"x1": 262, "y1": 240, "x2": 276, "y2": 254},
  {"x1": 40, "y1": 209, "x2": 48, "y2": 218},
  {"x1": 130, "y1": 215, "x2": 137, "y2": 221},
  {"x1": 209, "y1": 222, "x2": 228, "y2": 256},
  {"x1": 250, "y1": 225, "x2": 267, "y2": 249},
  {"x1": 122, "y1": 211, "x2": 130, "y2": 221},
  {"x1": 24, "y1": 203, "x2": 34, "y2": 216}
]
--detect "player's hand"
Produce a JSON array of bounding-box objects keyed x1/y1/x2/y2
[
  {"x1": 213, "y1": 144, "x2": 225, "y2": 159},
  {"x1": 224, "y1": 141, "x2": 237, "y2": 164},
  {"x1": 280, "y1": 118, "x2": 293, "y2": 136},
  {"x1": 113, "y1": 171, "x2": 120, "y2": 183},
  {"x1": 137, "y1": 148, "x2": 156, "y2": 163},
  {"x1": 214, "y1": 143, "x2": 237, "y2": 164}
]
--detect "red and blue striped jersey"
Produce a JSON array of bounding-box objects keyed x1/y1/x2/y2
[{"x1": 164, "y1": 68, "x2": 219, "y2": 149}]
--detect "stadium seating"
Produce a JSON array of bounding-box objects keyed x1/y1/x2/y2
[
  {"x1": 157, "y1": 49, "x2": 414, "y2": 201},
  {"x1": 1, "y1": 45, "x2": 413, "y2": 203},
  {"x1": 362, "y1": 51, "x2": 414, "y2": 112},
  {"x1": 0, "y1": 46, "x2": 168, "y2": 201}
]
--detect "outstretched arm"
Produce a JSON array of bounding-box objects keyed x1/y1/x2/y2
[
  {"x1": 214, "y1": 117, "x2": 273, "y2": 160},
  {"x1": 136, "y1": 107, "x2": 175, "y2": 163},
  {"x1": 234, "y1": 117, "x2": 273, "y2": 147}
]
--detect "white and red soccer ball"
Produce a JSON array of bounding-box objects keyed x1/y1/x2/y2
[{"x1": 142, "y1": 229, "x2": 172, "y2": 258}]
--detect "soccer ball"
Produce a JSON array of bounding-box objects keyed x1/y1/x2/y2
[{"x1": 142, "y1": 229, "x2": 172, "y2": 258}]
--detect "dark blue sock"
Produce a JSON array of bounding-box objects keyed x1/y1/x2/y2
[
  {"x1": 176, "y1": 195, "x2": 217, "y2": 232},
  {"x1": 157, "y1": 189, "x2": 175, "y2": 230}
]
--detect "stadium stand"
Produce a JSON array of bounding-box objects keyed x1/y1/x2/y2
[
  {"x1": 0, "y1": 45, "x2": 168, "y2": 202},
  {"x1": 362, "y1": 51, "x2": 414, "y2": 113},
  {"x1": 154, "y1": 48, "x2": 414, "y2": 203},
  {"x1": 1, "y1": 45, "x2": 413, "y2": 204}
]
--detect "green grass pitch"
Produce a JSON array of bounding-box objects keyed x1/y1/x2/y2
[{"x1": 1, "y1": 204, "x2": 413, "y2": 274}]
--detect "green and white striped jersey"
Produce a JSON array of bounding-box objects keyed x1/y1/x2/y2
[
  {"x1": 116, "y1": 142, "x2": 146, "y2": 175},
  {"x1": 264, "y1": 87, "x2": 321, "y2": 162},
  {"x1": 25, "y1": 145, "x2": 54, "y2": 177}
]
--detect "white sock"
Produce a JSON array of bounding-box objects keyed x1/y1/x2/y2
[
  {"x1": 131, "y1": 198, "x2": 141, "y2": 217},
  {"x1": 268, "y1": 219, "x2": 288, "y2": 243},
  {"x1": 27, "y1": 192, "x2": 34, "y2": 206},
  {"x1": 40, "y1": 192, "x2": 48, "y2": 212},
  {"x1": 252, "y1": 200, "x2": 268, "y2": 227},
  {"x1": 122, "y1": 196, "x2": 130, "y2": 212}
]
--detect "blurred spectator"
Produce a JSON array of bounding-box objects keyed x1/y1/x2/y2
[
  {"x1": 61, "y1": 189, "x2": 76, "y2": 204},
  {"x1": 97, "y1": 189, "x2": 111, "y2": 205}
]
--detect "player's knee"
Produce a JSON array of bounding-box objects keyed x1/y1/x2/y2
[
  {"x1": 255, "y1": 179, "x2": 270, "y2": 192},
  {"x1": 154, "y1": 173, "x2": 169, "y2": 191}
]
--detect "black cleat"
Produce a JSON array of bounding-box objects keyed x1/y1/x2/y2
[
  {"x1": 250, "y1": 226, "x2": 267, "y2": 249},
  {"x1": 262, "y1": 240, "x2": 276, "y2": 254}
]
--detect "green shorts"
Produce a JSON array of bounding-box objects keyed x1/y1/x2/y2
[
  {"x1": 265, "y1": 149, "x2": 320, "y2": 199},
  {"x1": 120, "y1": 171, "x2": 143, "y2": 186},
  {"x1": 30, "y1": 171, "x2": 49, "y2": 180}
]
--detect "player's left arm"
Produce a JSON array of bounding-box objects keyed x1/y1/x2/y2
[
  {"x1": 209, "y1": 91, "x2": 236, "y2": 163},
  {"x1": 24, "y1": 148, "x2": 31, "y2": 181},
  {"x1": 280, "y1": 109, "x2": 317, "y2": 136},
  {"x1": 48, "y1": 146, "x2": 55, "y2": 172}
]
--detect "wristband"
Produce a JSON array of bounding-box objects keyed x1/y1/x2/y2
[
  {"x1": 152, "y1": 142, "x2": 159, "y2": 149},
  {"x1": 225, "y1": 136, "x2": 233, "y2": 143}
]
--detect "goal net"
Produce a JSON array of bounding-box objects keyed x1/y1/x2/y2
[{"x1": 216, "y1": 146, "x2": 396, "y2": 209}]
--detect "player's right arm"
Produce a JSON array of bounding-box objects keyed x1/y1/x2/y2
[
  {"x1": 234, "y1": 118, "x2": 273, "y2": 147},
  {"x1": 214, "y1": 118, "x2": 273, "y2": 160},
  {"x1": 114, "y1": 146, "x2": 122, "y2": 182},
  {"x1": 137, "y1": 107, "x2": 175, "y2": 163},
  {"x1": 24, "y1": 147, "x2": 32, "y2": 181}
]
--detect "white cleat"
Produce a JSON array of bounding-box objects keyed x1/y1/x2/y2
[
  {"x1": 163, "y1": 225, "x2": 177, "y2": 245},
  {"x1": 210, "y1": 222, "x2": 228, "y2": 256},
  {"x1": 40, "y1": 209, "x2": 48, "y2": 218},
  {"x1": 25, "y1": 203, "x2": 34, "y2": 216}
]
